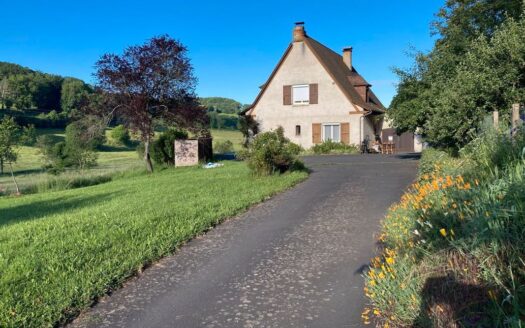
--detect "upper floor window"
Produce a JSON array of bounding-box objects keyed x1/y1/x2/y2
[{"x1": 292, "y1": 85, "x2": 309, "y2": 105}]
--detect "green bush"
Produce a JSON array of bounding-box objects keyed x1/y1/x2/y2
[
  {"x1": 240, "y1": 126, "x2": 304, "y2": 175},
  {"x1": 20, "y1": 124, "x2": 37, "y2": 146},
  {"x1": 37, "y1": 136, "x2": 68, "y2": 174},
  {"x1": 310, "y1": 140, "x2": 359, "y2": 154},
  {"x1": 214, "y1": 140, "x2": 234, "y2": 154},
  {"x1": 109, "y1": 125, "x2": 130, "y2": 146},
  {"x1": 151, "y1": 128, "x2": 188, "y2": 165}
]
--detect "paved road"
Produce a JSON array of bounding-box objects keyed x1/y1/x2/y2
[{"x1": 71, "y1": 154, "x2": 418, "y2": 328}]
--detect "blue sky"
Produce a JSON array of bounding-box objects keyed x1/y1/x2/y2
[{"x1": 1, "y1": 0, "x2": 443, "y2": 106}]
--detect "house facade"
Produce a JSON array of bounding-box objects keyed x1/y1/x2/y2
[{"x1": 242, "y1": 22, "x2": 385, "y2": 149}]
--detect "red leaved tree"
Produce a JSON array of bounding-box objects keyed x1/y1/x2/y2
[{"x1": 94, "y1": 35, "x2": 209, "y2": 172}]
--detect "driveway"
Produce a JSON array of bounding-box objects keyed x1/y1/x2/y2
[{"x1": 71, "y1": 154, "x2": 419, "y2": 328}]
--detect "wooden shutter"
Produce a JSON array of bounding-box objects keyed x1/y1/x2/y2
[
  {"x1": 312, "y1": 123, "x2": 321, "y2": 144},
  {"x1": 283, "y1": 85, "x2": 292, "y2": 105},
  {"x1": 309, "y1": 84, "x2": 318, "y2": 104},
  {"x1": 341, "y1": 123, "x2": 350, "y2": 144}
]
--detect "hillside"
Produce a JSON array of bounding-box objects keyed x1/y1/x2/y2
[
  {"x1": 0, "y1": 61, "x2": 90, "y2": 112},
  {"x1": 199, "y1": 97, "x2": 247, "y2": 114}
]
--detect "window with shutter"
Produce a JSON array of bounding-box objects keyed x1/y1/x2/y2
[
  {"x1": 322, "y1": 123, "x2": 341, "y2": 142},
  {"x1": 292, "y1": 85, "x2": 309, "y2": 104}
]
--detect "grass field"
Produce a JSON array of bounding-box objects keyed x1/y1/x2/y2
[
  {"x1": 0, "y1": 128, "x2": 243, "y2": 195},
  {"x1": 0, "y1": 162, "x2": 307, "y2": 327}
]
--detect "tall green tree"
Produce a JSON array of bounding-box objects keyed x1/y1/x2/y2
[
  {"x1": 388, "y1": 0, "x2": 524, "y2": 149},
  {"x1": 0, "y1": 116, "x2": 20, "y2": 174},
  {"x1": 61, "y1": 78, "x2": 92, "y2": 115}
]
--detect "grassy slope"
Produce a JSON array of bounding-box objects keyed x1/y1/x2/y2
[
  {"x1": 0, "y1": 128, "x2": 243, "y2": 194},
  {"x1": 0, "y1": 162, "x2": 307, "y2": 327}
]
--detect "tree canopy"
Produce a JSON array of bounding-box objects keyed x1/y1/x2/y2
[
  {"x1": 0, "y1": 62, "x2": 92, "y2": 113},
  {"x1": 388, "y1": 0, "x2": 525, "y2": 149}
]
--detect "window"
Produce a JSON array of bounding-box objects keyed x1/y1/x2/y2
[
  {"x1": 295, "y1": 125, "x2": 301, "y2": 136},
  {"x1": 322, "y1": 124, "x2": 340, "y2": 142},
  {"x1": 292, "y1": 84, "x2": 309, "y2": 104}
]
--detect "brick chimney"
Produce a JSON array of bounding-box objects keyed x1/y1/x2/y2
[
  {"x1": 342, "y1": 47, "x2": 353, "y2": 70},
  {"x1": 293, "y1": 22, "x2": 306, "y2": 42}
]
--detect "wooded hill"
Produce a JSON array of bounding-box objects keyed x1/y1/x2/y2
[{"x1": 0, "y1": 62, "x2": 91, "y2": 114}]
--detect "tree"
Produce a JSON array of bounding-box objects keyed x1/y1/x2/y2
[
  {"x1": 0, "y1": 116, "x2": 20, "y2": 174},
  {"x1": 0, "y1": 77, "x2": 9, "y2": 109},
  {"x1": 61, "y1": 78, "x2": 92, "y2": 115},
  {"x1": 388, "y1": 0, "x2": 525, "y2": 149},
  {"x1": 93, "y1": 35, "x2": 209, "y2": 172}
]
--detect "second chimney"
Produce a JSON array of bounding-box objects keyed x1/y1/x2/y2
[
  {"x1": 343, "y1": 47, "x2": 353, "y2": 70},
  {"x1": 293, "y1": 22, "x2": 306, "y2": 42}
]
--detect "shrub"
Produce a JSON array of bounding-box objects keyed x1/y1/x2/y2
[
  {"x1": 240, "y1": 126, "x2": 304, "y2": 175},
  {"x1": 214, "y1": 140, "x2": 234, "y2": 154},
  {"x1": 37, "y1": 136, "x2": 67, "y2": 174},
  {"x1": 65, "y1": 120, "x2": 106, "y2": 151},
  {"x1": 109, "y1": 124, "x2": 131, "y2": 146},
  {"x1": 20, "y1": 124, "x2": 37, "y2": 146},
  {"x1": 151, "y1": 128, "x2": 188, "y2": 165},
  {"x1": 311, "y1": 140, "x2": 359, "y2": 154}
]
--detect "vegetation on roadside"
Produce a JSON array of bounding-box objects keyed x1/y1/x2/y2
[
  {"x1": 239, "y1": 126, "x2": 304, "y2": 176},
  {"x1": 363, "y1": 126, "x2": 525, "y2": 327},
  {"x1": 309, "y1": 140, "x2": 359, "y2": 155},
  {"x1": 0, "y1": 162, "x2": 307, "y2": 327}
]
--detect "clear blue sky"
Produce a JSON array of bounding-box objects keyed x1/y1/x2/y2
[{"x1": 1, "y1": 0, "x2": 444, "y2": 106}]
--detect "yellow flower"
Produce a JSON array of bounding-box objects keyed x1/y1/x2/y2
[
  {"x1": 373, "y1": 308, "x2": 380, "y2": 315},
  {"x1": 439, "y1": 228, "x2": 447, "y2": 237},
  {"x1": 386, "y1": 257, "x2": 395, "y2": 265}
]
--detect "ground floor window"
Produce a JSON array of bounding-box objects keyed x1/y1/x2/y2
[
  {"x1": 295, "y1": 125, "x2": 301, "y2": 136},
  {"x1": 322, "y1": 123, "x2": 340, "y2": 142}
]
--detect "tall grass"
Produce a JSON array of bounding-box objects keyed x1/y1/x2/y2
[
  {"x1": 0, "y1": 162, "x2": 307, "y2": 327},
  {"x1": 363, "y1": 126, "x2": 525, "y2": 327}
]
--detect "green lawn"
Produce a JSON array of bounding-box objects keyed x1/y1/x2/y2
[
  {"x1": 0, "y1": 128, "x2": 243, "y2": 195},
  {"x1": 0, "y1": 162, "x2": 307, "y2": 327},
  {"x1": 211, "y1": 129, "x2": 244, "y2": 151}
]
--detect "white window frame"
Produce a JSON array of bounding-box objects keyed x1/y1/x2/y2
[
  {"x1": 322, "y1": 123, "x2": 341, "y2": 142},
  {"x1": 292, "y1": 84, "x2": 310, "y2": 105}
]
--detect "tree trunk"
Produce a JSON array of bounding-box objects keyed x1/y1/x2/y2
[
  {"x1": 9, "y1": 163, "x2": 20, "y2": 195},
  {"x1": 144, "y1": 137, "x2": 154, "y2": 173},
  {"x1": 0, "y1": 158, "x2": 3, "y2": 175}
]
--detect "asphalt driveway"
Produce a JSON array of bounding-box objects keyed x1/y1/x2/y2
[{"x1": 71, "y1": 154, "x2": 419, "y2": 328}]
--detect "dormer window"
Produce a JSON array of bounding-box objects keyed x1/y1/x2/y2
[{"x1": 292, "y1": 85, "x2": 309, "y2": 105}]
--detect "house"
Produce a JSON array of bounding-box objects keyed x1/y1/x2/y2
[{"x1": 241, "y1": 22, "x2": 386, "y2": 149}]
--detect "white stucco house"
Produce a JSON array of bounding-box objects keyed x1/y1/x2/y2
[{"x1": 241, "y1": 22, "x2": 386, "y2": 149}]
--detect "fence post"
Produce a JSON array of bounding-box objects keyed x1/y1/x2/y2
[
  {"x1": 493, "y1": 110, "x2": 499, "y2": 128},
  {"x1": 512, "y1": 103, "x2": 520, "y2": 137}
]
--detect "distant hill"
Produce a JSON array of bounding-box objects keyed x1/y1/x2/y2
[
  {"x1": 0, "y1": 61, "x2": 90, "y2": 112},
  {"x1": 199, "y1": 97, "x2": 248, "y2": 114},
  {"x1": 0, "y1": 62, "x2": 35, "y2": 77}
]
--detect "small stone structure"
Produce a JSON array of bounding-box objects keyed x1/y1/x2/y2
[{"x1": 174, "y1": 138, "x2": 213, "y2": 167}]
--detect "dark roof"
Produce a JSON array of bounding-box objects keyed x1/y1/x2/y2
[{"x1": 241, "y1": 35, "x2": 385, "y2": 115}]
